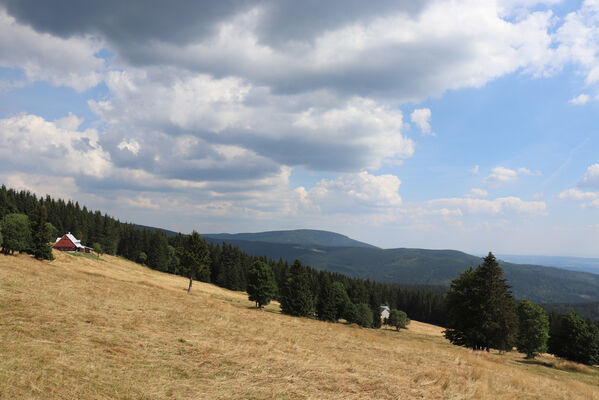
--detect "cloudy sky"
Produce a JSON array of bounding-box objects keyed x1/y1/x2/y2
[{"x1": 1, "y1": 0, "x2": 599, "y2": 256}]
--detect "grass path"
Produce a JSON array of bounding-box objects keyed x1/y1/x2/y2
[{"x1": 1, "y1": 251, "x2": 598, "y2": 399}]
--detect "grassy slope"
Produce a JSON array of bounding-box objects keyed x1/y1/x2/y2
[{"x1": 0, "y1": 252, "x2": 598, "y2": 400}]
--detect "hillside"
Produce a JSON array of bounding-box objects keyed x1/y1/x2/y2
[
  {"x1": 1, "y1": 252, "x2": 598, "y2": 399},
  {"x1": 203, "y1": 229, "x2": 377, "y2": 249},
  {"x1": 202, "y1": 235, "x2": 599, "y2": 304}
]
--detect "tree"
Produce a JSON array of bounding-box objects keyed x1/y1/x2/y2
[
  {"x1": 137, "y1": 251, "x2": 147, "y2": 265},
  {"x1": 247, "y1": 261, "x2": 277, "y2": 308},
  {"x1": 444, "y1": 253, "x2": 517, "y2": 352},
  {"x1": 280, "y1": 260, "x2": 314, "y2": 317},
  {"x1": 316, "y1": 273, "x2": 337, "y2": 321},
  {"x1": 330, "y1": 281, "x2": 352, "y2": 320},
  {"x1": 0, "y1": 213, "x2": 31, "y2": 255},
  {"x1": 548, "y1": 312, "x2": 599, "y2": 365},
  {"x1": 93, "y1": 242, "x2": 103, "y2": 258},
  {"x1": 354, "y1": 303, "x2": 374, "y2": 328},
  {"x1": 517, "y1": 300, "x2": 549, "y2": 359},
  {"x1": 177, "y1": 231, "x2": 210, "y2": 293},
  {"x1": 388, "y1": 309, "x2": 411, "y2": 331},
  {"x1": 477, "y1": 252, "x2": 518, "y2": 351},
  {"x1": 30, "y1": 204, "x2": 53, "y2": 260}
]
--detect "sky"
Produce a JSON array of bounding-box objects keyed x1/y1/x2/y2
[{"x1": 1, "y1": 0, "x2": 599, "y2": 256}]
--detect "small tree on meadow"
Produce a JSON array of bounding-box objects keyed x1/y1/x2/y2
[
  {"x1": 138, "y1": 251, "x2": 148, "y2": 264},
  {"x1": 0, "y1": 213, "x2": 31, "y2": 255},
  {"x1": 388, "y1": 309, "x2": 411, "y2": 331},
  {"x1": 177, "y1": 231, "x2": 211, "y2": 293},
  {"x1": 247, "y1": 261, "x2": 277, "y2": 308},
  {"x1": 516, "y1": 300, "x2": 549, "y2": 359},
  {"x1": 93, "y1": 242, "x2": 103, "y2": 258}
]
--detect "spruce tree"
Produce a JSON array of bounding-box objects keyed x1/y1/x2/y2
[
  {"x1": 177, "y1": 231, "x2": 211, "y2": 293},
  {"x1": 516, "y1": 299, "x2": 549, "y2": 359},
  {"x1": 477, "y1": 252, "x2": 517, "y2": 351},
  {"x1": 445, "y1": 253, "x2": 517, "y2": 351},
  {"x1": 280, "y1": 260, "x2": 314, "y2": 317},
  {"x1": 30, "y1": 204, "x2": 54, "y2": 260},
  {"x1": 247, "y1": 261, "x2": 277, "y2": 308},
  {"x1": 316, "y1": 273, "x2": 337, "y2": 321}
]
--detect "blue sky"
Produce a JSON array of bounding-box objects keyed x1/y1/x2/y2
[{"x1": 1, "y1": 0, "x2": 599, "y2": 256}]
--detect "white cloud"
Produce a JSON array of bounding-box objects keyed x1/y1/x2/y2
[
  {"x1": 0, "y1": 113, "x2": 112, "y2": 178},
  {"x1": 294, "y1": 171, "x2": 402, "y2": 214},
  {"x1": 484, "y1": 166, "x2": 540, "y2": 183},
  {"x1": 466, "y1": 188, "x2": 489, "y2": 198},
  {"x1": 427, "y1": 196, "x2": 547, "y2": 216},
  {"x1": 0, "y1": 9, "x2": 104, "y2": 92},
  {"x1": 410, "y1": 108, "x2": 435, "y2": 136},
  {"x1": 470, "y1": 165, "x2": 480, "y2": 174},
  {"x1": 119, "y1": 196, "x2": 160, "y2": 210},
  {"x1": 117, "y1": 139, "x2": 141, "y2": 156},
  {"x1": 580, "y1": 163, "x2": 599, "y2": 187},
  {"x1": 558, "y1": 188, "x2": 599, "y2": 200},
  {"x1": 569, "y1": 93, "x2": 591, "y2": 105}
]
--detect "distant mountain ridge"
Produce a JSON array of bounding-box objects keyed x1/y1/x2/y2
[
  {"x1": 200, "y1": 229, "x2": 599, "y2": 305},
  {"x1": 203, "y1": 229, "x2": 378, "y2": 249}
]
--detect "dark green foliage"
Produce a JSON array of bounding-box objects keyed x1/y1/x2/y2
[
  {"x1": 147, "y1": 232, "x2": 168, "y2": 271},
  {"x1": 177, "y1": 231, "x2": 211, "y2": 293},
  {"x1": 46, "y1": 222, "x2": 58, "y2": 242},
  {"x1": 542, "y1": 302, "x2": 599, "y2": 323},
  {"x1": 445, "y1": 253, "x2": 517, "y2": 351},
  {"x1": 353, "y1": 303, "x2": 374, "y2": 328},
  {"x1": 330, "y1": 281, "x2": 352, "y2": 320},
  {"x1": 280, "y1": 260, "x2": 314, "y2": 317},
  {"x1": 1, "y1": 213, "x2": 31, "y2": 255},
  {"x1": 316, "y1": 272, "x2": 337, "y2": 321},
  {"x1": 30, "y1": 204, "x2": 53, "y2": 260},
  {"x1": 517, "y1": 300, "x2": 549, "y2": 359},
  {"x1": 247, "y1": 261, "x2": 277, "y2": 308},
  {"x1": 388, "y1": 309, "x2": 410, "y2": 330},
  {"x1": 548, "y1": 312, "x2": 599, "y2": 365}
]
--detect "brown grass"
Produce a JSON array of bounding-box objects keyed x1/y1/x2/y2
[{"x1": 0, "y1": 251, "x2": 598, "y2": 399}]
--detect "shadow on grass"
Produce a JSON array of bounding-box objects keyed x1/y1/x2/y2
[{"x1": 516, "y1": 359, "x2": 554, "y2": 368}]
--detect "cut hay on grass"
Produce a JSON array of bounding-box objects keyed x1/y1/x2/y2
[{"x1": 1, "y1": 251, "x2": 598, "y2": 399}]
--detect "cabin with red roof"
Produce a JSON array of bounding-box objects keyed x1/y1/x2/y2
[{"x1": 53, "y1": 233, "x2": 93, "y2": 253}]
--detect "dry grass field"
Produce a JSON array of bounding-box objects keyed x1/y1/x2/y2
[{"x1": 1, "y1": 251, "x2": 598, "y2": 399}]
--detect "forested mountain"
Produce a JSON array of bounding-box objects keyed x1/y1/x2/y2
[
  {"x1": 203, "y1": 235, "x2": 599, "y2": 304},
  {"x1": 496, "y1": 254, "x2": 599, "y2": 275},
  {"x1": 203, "y1": 229, "x2": 377, "y2": 249}
]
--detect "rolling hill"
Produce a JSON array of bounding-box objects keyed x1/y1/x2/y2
[
  {"x1": 1, "y1": 251, "x2": 598, "y2": 399},
  {"x1": 202, "y1": 230, "x2": 599, "y2": 304}
]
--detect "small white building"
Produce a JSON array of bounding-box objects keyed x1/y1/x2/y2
[{"x1": 380, "y1": 305, "x2": 390, "y2": 320}]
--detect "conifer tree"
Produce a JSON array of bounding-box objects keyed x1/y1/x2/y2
[
  {"x1": 548, "y1": 312, "x2": 599, "y2": 365},
  {"x1": 517, "y1": 299, "x2": 549, "y2": 359},
  {"x1": 247, "y1": 261, "x2": 277, "y2": 308},
  {"x1": 280, "y1": 260, "x2": 314, "y2": 317},
  {"x1": 30, "y1": 204, "x2": 53, "y2": 260},
  {"x1": 177, "y1": 231, "x2": 211, "y2": 293},
  {"x1": 316, "y1": 272, "x2": 337, "y2": 321},
  {"x1": 445, "y1": 253, "x2": 517, "y2": 351}
]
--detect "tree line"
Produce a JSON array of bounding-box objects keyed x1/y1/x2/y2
[
  {"x1": 445, "y1": 253, "x2": 599, "y2": 365},
  {"x1": 0, "y1": 185, "x2": 445, "y2": 328}
]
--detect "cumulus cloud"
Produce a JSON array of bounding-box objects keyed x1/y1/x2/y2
[
  {"x1": 0, "y1": 9, "x2": 104, "y2": 91},
  {"x1": 427, "y1": 196, "x2": 547, "y2": 216},
  {"x1": 484, "y1": 166, "x2": 540, "y2": 183},
  {"x1": 580, "y1": 163, "x2": 599, "y2": 187},
  {"x1": 410, "y1": 108, "x2": 435, "y2": 136},
  {"x1": 294, "y1": 171, "x2": 402, "y2": 214},
  {"x1": 558, "y1": 187, "x2": 599, "y2": 200},
  {"x1": 569, "y1": 93, "x2": 591, "y2": 105}
]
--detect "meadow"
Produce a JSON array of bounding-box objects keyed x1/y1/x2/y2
[{"x1": 1, "y1": 251, "x2": 598, "y2": 399}]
